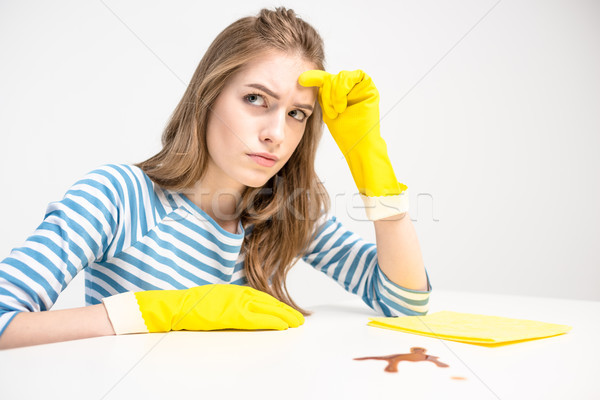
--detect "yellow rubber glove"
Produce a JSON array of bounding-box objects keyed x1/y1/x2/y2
[
  {"x1": 299, "y1": 69, "x2": 409, "y2": 221},
  {"x1": 102, "y1": 284, "x2": 304, "y2": 335}
]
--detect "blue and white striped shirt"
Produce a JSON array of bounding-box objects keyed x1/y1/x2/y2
[{"x1": 0, "y1": 164, "x2": 432, "y2": 336}]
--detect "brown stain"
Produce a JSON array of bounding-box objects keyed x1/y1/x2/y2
[
  {"x1": 451, "y1": 376, "x2": 467, "y2": 380},
  {"x1": 354, "y1": 347, "x2": 449, "y2": 373}
]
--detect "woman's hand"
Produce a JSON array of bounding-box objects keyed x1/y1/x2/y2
[
  {"x1": 102, "y1": 284, "x2": 305, "y2": 334},
  {"x1": 298, "y1": 69, "x2": 409, "y2": 220},
  {"x1": 299, "y1": 69, "x2": 381, "y2": 155}
]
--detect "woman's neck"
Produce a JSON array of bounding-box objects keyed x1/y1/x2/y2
[{"x1": 184, "y1": 184, "x2": 242, "y2": 233}]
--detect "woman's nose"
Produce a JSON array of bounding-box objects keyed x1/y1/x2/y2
[{"x1": 259, "y1": 110, "x2": 287, "y2": 144}]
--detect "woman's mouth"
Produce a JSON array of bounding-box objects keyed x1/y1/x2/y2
[{"x1": 248, "y1": 154, "x2": 277, "y2": 167}]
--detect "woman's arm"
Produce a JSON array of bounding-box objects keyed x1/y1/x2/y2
[
  {"x1": 0, "y1": 304, "x2": 115, "y2": 350},
  {"x1": 0, "y1": 165, "x2": 125, "y2": 344},
  {"x1": 373, "y1": 212, "x2": 429, "y2": 291},
  {"x1": 299, "y1": 70, "x2": 431, "y2": 316},
  {"x1": 301, "y1": 213, "x2": 431, "y2": 317}
]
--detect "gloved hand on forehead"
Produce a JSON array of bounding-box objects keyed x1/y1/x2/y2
[
  {"x1": 102, "y1": 284, "x2": 305, "y2": 335},
  {"x1": 299, "y1": 69, "x2": 408, "y2": 221}
]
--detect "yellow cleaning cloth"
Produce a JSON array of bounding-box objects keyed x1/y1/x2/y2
[{"x1": 368, "y1": 311, "x2": 572, "y2": 347}]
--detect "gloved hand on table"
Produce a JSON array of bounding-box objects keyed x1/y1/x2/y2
[
  {"x1": 299, "y1": 69, "x2": 409, "y2": 221},
  {"x1": 102, "y1": 284, "x2": 304, "y2": 335}
]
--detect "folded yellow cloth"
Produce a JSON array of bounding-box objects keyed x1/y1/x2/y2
[{"x1": 368, "y1": 311, "x2": 572, "y2": 346}]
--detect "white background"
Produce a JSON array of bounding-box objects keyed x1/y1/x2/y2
[{"x1": 0, "y1": 0, "x2": 598, "y2": 310}]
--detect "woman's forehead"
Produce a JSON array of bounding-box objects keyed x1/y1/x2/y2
[{"x1": 234, "y1": 52, "x2": 317, "y2": 87}]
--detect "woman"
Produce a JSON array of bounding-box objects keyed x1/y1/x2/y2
[{"x1": 0, "y1": 7, "x2": 431, "y2": 349}]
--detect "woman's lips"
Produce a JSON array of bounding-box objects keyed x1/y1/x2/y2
[{"x1": 248, "y1": 154, "x2": 277, "y2": 167}]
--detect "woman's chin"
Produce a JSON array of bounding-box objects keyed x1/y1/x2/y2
[
  {"x1": 238, "y1": 168, "x2": 283, "y2": 189},
  {"x1": 241, "y1": 176, "x2": 273, "y2": 189}
]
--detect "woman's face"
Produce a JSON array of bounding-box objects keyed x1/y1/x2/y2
[{"x1": 205, "y1": 51, "x2": 318, "y2": 190}]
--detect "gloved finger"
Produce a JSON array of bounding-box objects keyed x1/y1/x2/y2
[
  {"x1": 332, "y1": 69, "x2": 365, "y2": 114},
  {"x1": 249, "y1": 299, "x2": 304, "y2": 328},
  {"x1": 274, "y1": 301, "x2": 305, "y2": 326},
  {"x1": 248, "y1": 289, "x2": 304, "y2": 325},
  {"x1": 331, "y1": 71, "x2": 349, "y2": 114},
  {"x1": 239, "y1": 286, "x2": 305, "y2": 326},
  {"x1": 298, "y1": 69, "x2": 328, "y2": 88},
  {"x1": 247, "y1": 312, "x2": 290, "y2": 330},
  {"x1": 252, "y1": 297, "x2": 304, "y2": 327},
  {"x1": 320, "y1": 76, "x2": 338, "y2": 120}
]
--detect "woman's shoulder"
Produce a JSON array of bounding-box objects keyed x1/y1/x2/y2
[
  {"x1": 79, "y1": 163, "x2": 152, "y2": 187},
  {"x1": 71, "y1": 163, "x2": 158, "y2": 201}
]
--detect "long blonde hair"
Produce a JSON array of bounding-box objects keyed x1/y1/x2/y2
[{"x1": 135, "y1": 7, "x2": 330, "y2": 316}]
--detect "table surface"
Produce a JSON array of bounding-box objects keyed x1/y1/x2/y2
[{"x1": 0, "y1": 289, "x2": 598, "y2": 400}]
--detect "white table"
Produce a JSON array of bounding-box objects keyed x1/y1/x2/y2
[{"x1": 0, "y1": 290, "x2": 598, "y2": 400}]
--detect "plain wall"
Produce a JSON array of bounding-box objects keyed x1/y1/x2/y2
[{"x1": 0, "y1": 0, "x2": 598, "y2": 310}]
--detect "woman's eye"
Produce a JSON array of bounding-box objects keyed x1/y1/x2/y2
[
  {"x1": 245, "y1": 93, "x2": 266, "y2": 106},
  {"x1": 244, "y1": 92, "x2": 307, "y2": 122},
  {"x1": 289, "y1": 109, "x2": 307, "y2": 122}
]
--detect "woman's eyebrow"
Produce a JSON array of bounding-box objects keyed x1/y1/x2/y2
[{"x1": 245, "y1": 83, "x2": 314, "y2": 112}]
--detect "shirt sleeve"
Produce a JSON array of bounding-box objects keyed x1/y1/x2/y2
[
  {"x1": 301, "y1": 214, "x2": 432, "y2": 317},
  {"x1": 0, "y1": 164, "x2": 125, "y2": 337}
]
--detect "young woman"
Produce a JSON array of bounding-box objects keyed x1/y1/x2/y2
[{"x1": 0, "y1": 7, "x2": 431, "y2": 349}]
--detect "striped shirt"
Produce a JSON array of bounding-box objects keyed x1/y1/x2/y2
[{"x1": 0, "y1": 164, "x2": 432, "y2": 336}]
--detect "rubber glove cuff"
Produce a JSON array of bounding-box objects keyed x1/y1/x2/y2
[{"x1": 102, "y1": 291, "x2": 149, "y2": 335}]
